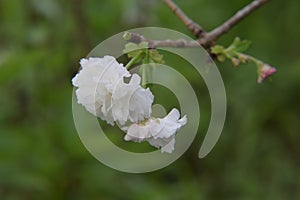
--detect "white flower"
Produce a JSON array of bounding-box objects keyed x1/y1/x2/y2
[
  {"x1": 112, "y1": 74, "x2": 153, "y2": 125},
  {"x1": 72, "y1": 56, "x2": 153, "y2": 125},
  {"x1": 72, "y1": 55, "x2": 187, "y2": 154},
  {"x1": 124, "y1": 108, "x2": 187, "y2": 153}
]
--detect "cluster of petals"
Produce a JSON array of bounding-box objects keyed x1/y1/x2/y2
[
  {"x1": 123, "y1": 108, "x2": 187, "y2": 153},
  {"x1": 72, "y1": 55, "x2": 187, "y2": 153},
  {"x1": 72, "y1": 56, "x2": 153, "y2": 125}
]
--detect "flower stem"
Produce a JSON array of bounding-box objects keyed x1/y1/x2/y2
[
  {"x1": 141, "y1": 52, "x2": 153, "y2": 88},
  {"x1": 141, "y1": 65, "x2": 147, "y2": 87},
  {"x1": 125, "y1": 52, "x2": 144, "y2": 70}
]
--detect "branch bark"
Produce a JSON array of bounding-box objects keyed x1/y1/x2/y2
[
  {"x1": 162, "y1": 0, "x2": 205, "y2": 37},
  {"x1": 202, "y1": 0, "x2": 269, "y2": 44},
  {"x1": 124, "y1": 32, "x2": 200, "y2": 48},
  {"x1": 163, "y1": 0, "x2": 269, "y2": 48},
  {"x1": 125, "y1": 0, "x2": 269, "y2": 50}
]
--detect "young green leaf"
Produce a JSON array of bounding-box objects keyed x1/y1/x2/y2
[
  {"x1": 149, "y1": 49, "x2": 165, "y2": 64},
  {"x1": 123, "y1": 42, "x2": 148, "y2": 58},
  {"x1": 211, "y1": 45, "x2": 225, "y2": 54},
  {"x1": 229, "y1": 37, "x2": 252, "y2": 52}
]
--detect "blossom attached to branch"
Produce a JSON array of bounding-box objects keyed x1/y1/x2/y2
[{"x1": 72, "y1": 56, "x2": 187, "y2": 153}]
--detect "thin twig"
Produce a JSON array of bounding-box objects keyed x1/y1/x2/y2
[
  {"x1": 127, "y1": 0, "x2": 269, "y2": 49},
  {"x1": 162, "y1": 0, "x2": 269, "y2": 48},
  {"x1": 162, "y1": 0, "x2": 205, "y2": 37},
  {"x1": 202, "y1": 0, "x2": 269, "y2": 44},
  {"x1": 124, "y1": 32, "x2": 200, "y2": 48}
]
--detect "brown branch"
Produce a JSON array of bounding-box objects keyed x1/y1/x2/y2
[
  {"x1": 201, "y1": 0, "x2": 269, "y2": 46},
  {"x1": 126, "y1": 0, "x2": 269, "y2": 50},
  {"x1": 123, "y1": 1, "x2": 275, "y2": 83},
  {"x1": 123, "y1": 32, "x2": 200, "y2": 48},
  {"x1": 162, "y1": 0, "x2": 205, "y2": 37},
  {"x1": 163, "y1": 0, "x2": 269, "y2": 48}
]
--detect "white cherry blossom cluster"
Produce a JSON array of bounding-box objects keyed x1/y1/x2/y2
[{"x1": 72, "y1": 56, "x2": 187, "y2": 153}]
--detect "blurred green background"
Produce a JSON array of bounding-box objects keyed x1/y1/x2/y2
[{"x1": 1, "y1": 0, "x2": 299, "y2": 199}]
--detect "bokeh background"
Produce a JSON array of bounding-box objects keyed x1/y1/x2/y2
[{"x1": 1, "y1": 0, "x2": 299, "y2": 199}]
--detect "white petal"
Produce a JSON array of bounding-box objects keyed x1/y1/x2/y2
[
  {"x1": 161, "y1": 138, "x2": 175, "y2": 153},
  {"x1": 124, "y1": 122, "x2": 151, "y2": 142},
  {"x1": 150, "y1": 108, "x2": 187, "y2": 139},
  {"x1": 123, "y1": 108, "x2": 187, "y2": 154},
  {"x1": 129, "y1": 87, "x2": 154, "y2": 122}
]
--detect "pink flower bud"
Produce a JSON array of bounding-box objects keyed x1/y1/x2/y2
[
  {"x1": 231, "y1": 58, "x2": 240, "y2": 67},
  {"x1": 257, "y1": 64, "x2": 277, "y2": 83}
]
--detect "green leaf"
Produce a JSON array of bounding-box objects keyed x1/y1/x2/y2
[
  {"x1": 123, "y1": 42, "x2": 137, "y2": 54},
  {"x1": 229, "y1": 37, "x2": 252, "y2": 52},
  {"x1": 211, "y1": 45, "x2": 225, "y2": 54},
  {"x1": 123, "y1": 42, "x2": 148, "y2": 58},
  {"x1": 127, "y1": 51, "x2": 141, "y2": 58},
  {"x1": 138, "y1": 42, "x2": 148, "y2": 49},
  {"x1": 149, "y1": 49, "x2": 164, "y2": 64},
  {"x1": 216, "y1": 54, "x2": 226, "y2": 62}
]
